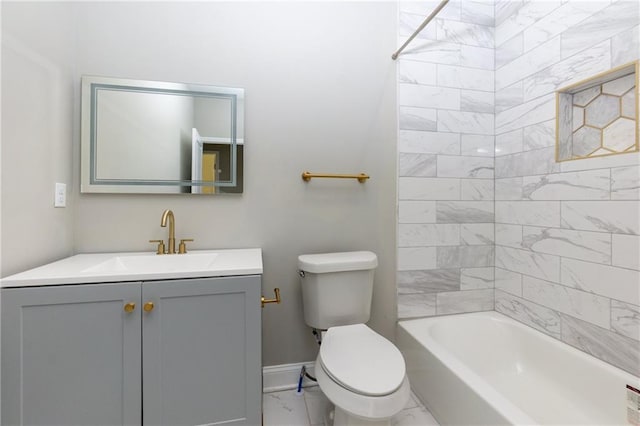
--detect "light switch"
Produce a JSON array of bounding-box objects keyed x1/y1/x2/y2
[{"x1": 54, "y1": 183, "x2": 66, "y2": 208}]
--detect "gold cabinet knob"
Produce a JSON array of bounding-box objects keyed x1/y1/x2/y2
[
  {"x1": 124, "y1": 302, "x2": 136, "y2": 313},
  {"x1": 143, "y1": 301, "x2": 155, "y2": 312}
]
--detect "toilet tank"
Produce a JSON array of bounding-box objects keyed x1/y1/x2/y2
[{"x1": 298, "y1": 251, "x2": 378, "y2": 330}]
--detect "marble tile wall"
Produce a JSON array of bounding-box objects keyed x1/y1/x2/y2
[
  {"x1": 397, "y1": 0, "x2": 639, "y2": 376},
  {"x1": 397, "y1": 0, "x2": 496, "y2": 320},
  {"x1": 494, "y1": 0, "x2": 639, "y2": 376}
]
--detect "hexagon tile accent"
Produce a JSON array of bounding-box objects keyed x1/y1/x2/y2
[
  {"x1": 573, "y1": 86, "x2": 601, "y2": 107},
  {"x1": 603, "y1": 118, "x2": 636, "y2": 152},
  {"x1": 585, "y1": 94, "x2": 620, "y2": 128},
  {"x1": 573, "y1": 126, "x2": 601, "y2": 156},
  {"x1": 556, "y1": 62, "x2": 639, "y2": 162},
  {"x1": 622, "y1": 91, "x2": 636, "y2": 118}
]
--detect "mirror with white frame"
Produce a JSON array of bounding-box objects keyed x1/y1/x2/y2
[{"x1": 80, "y1": 76, "x2": 244, "y2": 194}]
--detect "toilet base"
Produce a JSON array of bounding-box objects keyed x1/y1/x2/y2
[
  {"x1": 323, "y1": 402, "x2": 392, "y2": 426},
  {"x1": 333, "y1": 405, "x2": 390, "y2": 426}
]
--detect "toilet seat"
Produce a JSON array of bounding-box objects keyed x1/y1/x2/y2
[
  {"x1": 315, "y1": 354, "x2": 411, "y2": 421},
  {"x1": 319, "y1": 324, "x2": 406, "y2": 397}
]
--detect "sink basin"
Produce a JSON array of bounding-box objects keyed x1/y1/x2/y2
[
  {"x1": 83, "y1": 253, "x2": 219, "y2": 274},
  {"x1": 0, "y1": 248, "x2": 263, "y2": 287}
]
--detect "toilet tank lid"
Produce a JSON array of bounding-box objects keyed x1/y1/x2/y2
[{"x1": 298, "y1": 251, "x2": 378, "y2": 273}]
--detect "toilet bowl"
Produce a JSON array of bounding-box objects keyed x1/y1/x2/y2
[
  {"x1": 315, "y1": 323, "x2": 410, "y2": 426},
  {"x1": 297, "y1": 251, "x2": 410, "y2": 425}
]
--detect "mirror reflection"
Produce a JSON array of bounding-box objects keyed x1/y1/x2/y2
[{"x1": 81, "y1": 76, "x2": 244, "y2": 194}]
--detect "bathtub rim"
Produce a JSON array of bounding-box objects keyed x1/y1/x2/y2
[
  {"x1": 397, "y1": 311, "x2": 640, "y2": 425},
  {"x1": 399, "y1": 313, "x2": 535, "y2": 424}
]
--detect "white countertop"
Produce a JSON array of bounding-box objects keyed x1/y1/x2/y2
[{"x1": 1, "y1": 248, "x2": 263, "y2": 288}]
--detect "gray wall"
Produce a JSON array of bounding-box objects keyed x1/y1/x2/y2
[
  {"x1": 1, "y1": 2, "x2": 398, "y2": 366},
  {"x1": 1, "y1": 2, "x2": 76, "y2": 275}
]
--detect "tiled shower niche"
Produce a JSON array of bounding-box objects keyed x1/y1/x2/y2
[{"x1": 556, "y1": 62, "x2": 639, "y2": 162}]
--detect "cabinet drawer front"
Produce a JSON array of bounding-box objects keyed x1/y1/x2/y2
[
  {"x1": 142, "y1": 276, "x2": 261, "y2": 426},
  {"x1": 2, "y1": 283, "x2": 142, "y2": 426}
]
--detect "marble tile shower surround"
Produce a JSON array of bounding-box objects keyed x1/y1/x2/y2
[
  {"x1": 398, "y1": 0, "x2": 496, "y2": 321},
  {"x1": 396, "y1": 0, "x2": 640, "y2": 376}
]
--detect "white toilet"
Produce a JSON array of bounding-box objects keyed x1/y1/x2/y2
[{"x1": 298, "y1": 251, "x2": 410, "y2": 426}]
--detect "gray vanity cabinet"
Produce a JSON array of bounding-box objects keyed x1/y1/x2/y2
[
  {"x1": 1, "y1": 282, "x2": 143, "y2": 426},
  {"x1": 142, "y1": 276, "x2": 262, "y2": 426},
  {"x1": 1, "y1": 275, "x2": 262, "y2": 426}
]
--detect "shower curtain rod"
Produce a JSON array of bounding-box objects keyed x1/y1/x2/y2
[{"x1": 392, "y1": 0, "x2": 450, "y2": 60}]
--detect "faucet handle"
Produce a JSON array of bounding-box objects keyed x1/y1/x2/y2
[
  {"x1": 178, "y1": 239, "x2": 194, "y2": 254},
  {"x1": 149, "y1": 239, "x2": 166, "y2": 255}
]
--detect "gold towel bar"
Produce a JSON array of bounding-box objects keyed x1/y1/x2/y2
[{"x1": 301, "y1": 171, "x2": 370, "y2": 183}]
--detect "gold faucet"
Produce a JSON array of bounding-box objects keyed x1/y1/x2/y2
[{"x1": 160, "y1": 209, "x2": 176, "y2": 254}]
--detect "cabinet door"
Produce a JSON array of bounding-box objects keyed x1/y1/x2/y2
[
  {"x1": 142, "y1": 276, "x2": 261, "y2": 426},
  {"x1": 2, "y1": 283, "x2": 142, "y2": 426}
]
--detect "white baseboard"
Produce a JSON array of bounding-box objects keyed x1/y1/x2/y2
[{"x1": 262, "y1": 361, "x2": 317, "y2": 393}]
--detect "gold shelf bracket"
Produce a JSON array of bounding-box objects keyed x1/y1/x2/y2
[{"x1": 301, "y1": 171, "x2": 370, "y2": 183}]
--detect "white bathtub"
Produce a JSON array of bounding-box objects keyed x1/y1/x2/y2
[{"x1": 397, "y1": 311, "x2": 640, "y2": 425}]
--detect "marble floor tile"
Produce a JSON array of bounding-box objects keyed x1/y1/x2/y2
[
  {"x1": 263, "y1": 389, "x2": 311, "y2": 426},
  {"x1": 263, "y1": 389, "x2": 440, "y2": 426},
  {"x1": 391, "y1": 406, "x2": 440, "y2": 426},
  {"x1": 403, "y1": 391, "x2": 422, "y2": 410}
]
